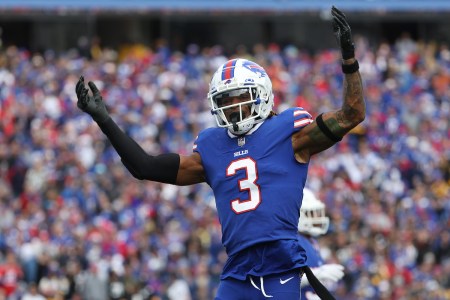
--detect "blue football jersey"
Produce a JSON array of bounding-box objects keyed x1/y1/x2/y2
[
  {"x1": 194, "y1": 107, "x2": 313, "y2": 279},
  {"x1": 298, "y1": 234, "x2": 324, "y2": 299}
]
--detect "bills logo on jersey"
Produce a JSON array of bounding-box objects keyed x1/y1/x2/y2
[
  {"x1": 234, "y1": 149, "x2": 248, "y2": 157},
  {"x1": 242, "y1": 60, "x2": 267, "y2": 78}
]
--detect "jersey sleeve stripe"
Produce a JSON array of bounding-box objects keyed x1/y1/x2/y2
[
  {"x1": 294, "y1": 118, "x2": 313, "y2": 128},
  {"x1": 293, "y1": 109, "x2": 310, "y2": 116},
  {"x1": 193, "y1": 135, "x2": 199, "y2": 151},
  {"x1": 293, "y1": 110, "x2": 303, "y2": 116},
  {"x1": 293, "y1": 110, "x2": 312, "y2": 120}
]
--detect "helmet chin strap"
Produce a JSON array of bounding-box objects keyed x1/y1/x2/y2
[{"x1": 230, "y1": 112, "x2": 240, "y2": 132}]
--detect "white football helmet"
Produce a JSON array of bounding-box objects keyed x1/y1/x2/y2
[
  {"x1": 298, "y1": 188, "x2": 330, "y2": 237},
  {"x1": 208, "y1": 58, "x2": 274, "y2": 135}
]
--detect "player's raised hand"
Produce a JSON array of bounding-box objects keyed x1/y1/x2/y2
[
  {"x1": 76, "y1": 76, "x2": 110, "y2": 123},
  {"x1": 331, "y1": 6, "x2": 355, "y2": 60}
]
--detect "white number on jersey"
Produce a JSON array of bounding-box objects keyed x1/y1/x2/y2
[{"x1": 226, "y1": 157, "x2": 262, "y2": 214}]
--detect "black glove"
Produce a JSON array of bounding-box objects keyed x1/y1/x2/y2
[
  {"x1": 331, "y1": 6, "x2": 355, "y2": 60},
  {"x1": 76, "y1": 76, "x2": 110, "y2": 123}
]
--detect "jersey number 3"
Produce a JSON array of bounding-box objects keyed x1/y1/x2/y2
[{"x1": 226, "y1": 157, "x2": 262, "y2": 214}]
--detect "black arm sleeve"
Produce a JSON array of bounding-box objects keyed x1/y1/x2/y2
[{"x1": 97, "y1": 118, "x2": 180, "y2": 184}]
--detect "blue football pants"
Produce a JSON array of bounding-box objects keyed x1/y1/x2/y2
[{"x1": 215, "y1": 269, "x2": 303, "y2": 300}]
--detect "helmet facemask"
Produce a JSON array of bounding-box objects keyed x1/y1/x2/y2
[{"x1": 211, "y1": 87, "x2": 265, "y2": 134}]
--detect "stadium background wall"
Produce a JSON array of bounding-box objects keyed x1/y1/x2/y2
[{"x1": 0, "y1": 10, "x2": 450, "y2": 54}]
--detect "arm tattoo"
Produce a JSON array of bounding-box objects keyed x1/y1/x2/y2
[
  {"x1": 302, "y1": 70, "x2": 365, "y2": 151},
  {"x1": 334, "y1": 72, "x2": 365, "y2": 133},
  {"x1": 307, "y1": 125, "x2": 332, "y2": 144},
  {"x1": 324, "y1": 117, "x2": 345, "y2": 136}
]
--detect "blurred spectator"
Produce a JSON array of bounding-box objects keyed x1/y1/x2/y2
[
  {"x1": 21, "y1": 283, "x2": 45, "y2": 300},
  {"x1": 0, "y1": 251, "x2": 23, "y2": 299},
  {"x1": 77, "y1": 263, "x2": 108, "y2": 300},
  {"x1": 37, "y1": 261, "x2": 70, "y2": 299},
  {"x1": 167, "y1": 273, "x2": 192, "y2": 300}
]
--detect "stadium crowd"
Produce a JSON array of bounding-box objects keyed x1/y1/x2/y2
[{"x1": 0, "y1": 33, "x2": 449, "y2": 300}]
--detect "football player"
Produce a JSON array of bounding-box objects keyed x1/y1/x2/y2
[
  {"x1": 299, "y1": 188, "x2": 345, "y2": 299},
  {"x1": 75, "y1": 6, "x2": 364, "y2": 300}
]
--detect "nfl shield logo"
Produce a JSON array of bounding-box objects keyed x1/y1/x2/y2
[{"x1": 238, "y1": 137, "x2": 245, "y2": 147}]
